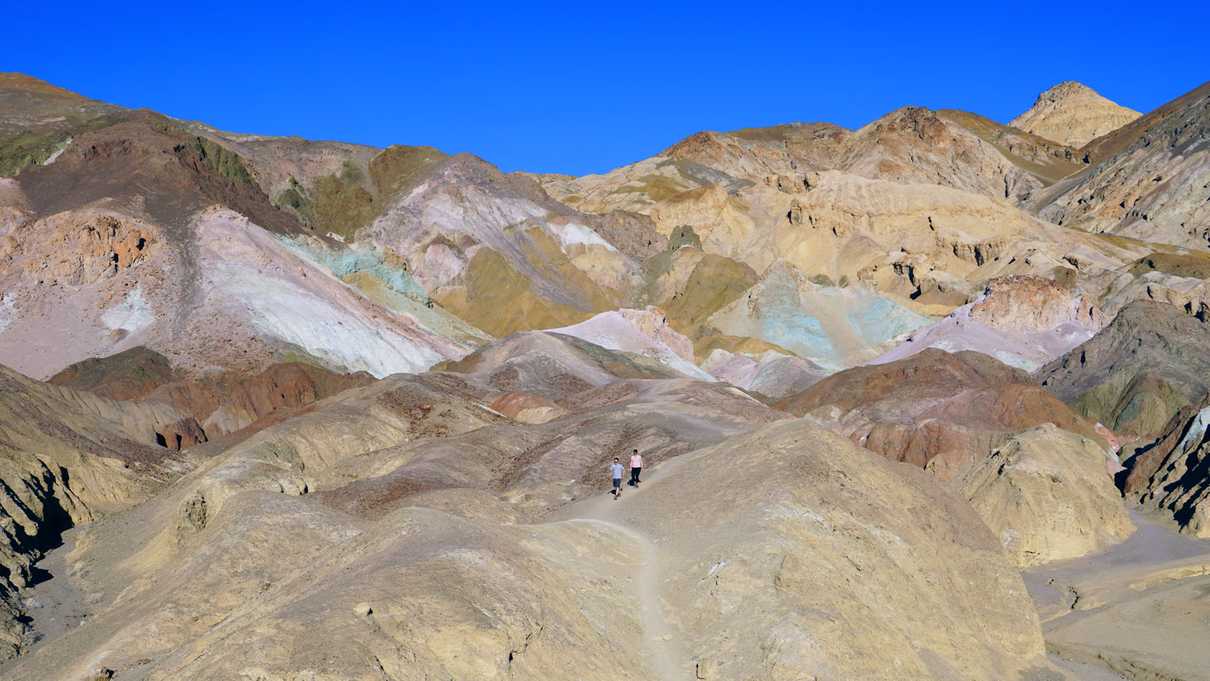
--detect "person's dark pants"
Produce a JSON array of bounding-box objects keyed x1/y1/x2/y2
[
  {"x1": 612, "y1": 478, "x2": 622, "y2": 494},
  {"x1": 630, "y1": 467, "x2": 641, "y2": 485}
]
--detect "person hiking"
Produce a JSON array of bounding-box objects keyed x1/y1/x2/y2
[
  {"x1": 628, "y1": 449, "x2": 643, "y2": 486},
  {"x1": 610, "y1": 457, "x2": 625, "y2": 499}
]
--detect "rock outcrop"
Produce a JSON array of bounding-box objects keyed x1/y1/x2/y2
[
  {"x1": 876, "y1": 275, "x2": 1103, "y2": 370},
  {"x1": 960, "y1": 424, "x2": 1134, "y2": 566},
  {"x1": 1120, "y1": 402, "x2": 1210, "y2": 537}
]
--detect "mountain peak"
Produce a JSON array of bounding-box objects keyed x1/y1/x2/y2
[
  {"x1": 1009, "y1": 80, "x2": 1141, "y2": 147},
  {"x1": 1039, "y1": 80, "x2": 1098, "y2": 98}
]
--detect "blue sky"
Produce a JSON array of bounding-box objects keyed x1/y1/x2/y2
[{"x1": 7, "y1": 1, "x2": 1208, "y2": 175}]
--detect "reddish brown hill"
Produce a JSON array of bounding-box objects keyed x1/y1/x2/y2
[
  {"x1": 778, "y1": 348, "x2": 1103, "y2": 478},
  {"x1": 50, "y1": 347, "x2": 375, "y2": 442}
]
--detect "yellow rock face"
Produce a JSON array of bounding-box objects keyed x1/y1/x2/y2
[{"x1": 960, "y1": 424, "x2": 1135, "y2": 567}]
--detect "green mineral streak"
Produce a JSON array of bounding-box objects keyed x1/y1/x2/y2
[
  {"x1": 278, "y1": 238, "x2": 426, "y2": 300},
  {"x1": 0, "y1": 111, "x2": 120, "y2": 177},
  {"x1": 189, "y1": 136, "x2": 254, "y2": 184}
]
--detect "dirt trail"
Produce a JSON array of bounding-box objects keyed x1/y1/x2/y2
[{"x1": 554, "y1": 464, "x2": 690, "y2": 680}]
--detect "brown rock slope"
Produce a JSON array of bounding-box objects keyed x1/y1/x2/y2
[
  {"x1": 1037, "y1": 300, "x2": 1210, "y2": 443},
  {"x1": 778, "y1": 348, "x2": 1103, "y2": 479},
  {"x1": 0, "y1": 73, "x2": 121, "y2": 177},
  {"x1": 936, "y1": 109, "x2": 1085, "y2": 183},
  {"x1": 0, "y1": 364, "x2": 197, "y2": 659},
  {"x1": 1009, "y1": 81, "x2": 1141, "y2": 148},
  {"x1": 46, "y1": 345, "x2": 176, "y2": 400},
  {"x1": 960, "y1": 424, "x2": 1134, "y2": 567}
]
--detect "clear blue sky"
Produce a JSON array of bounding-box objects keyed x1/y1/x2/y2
[{"x1": 7, "y1": 1, "x2": 1208, "y2": 175}]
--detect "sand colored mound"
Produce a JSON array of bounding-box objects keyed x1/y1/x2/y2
[
  {"x1": 960, "y1": 424, "x2": 1134, "y2": 567},
  {"x1": 595, "y1": 418, "x2": 1052, "y2": 680}
]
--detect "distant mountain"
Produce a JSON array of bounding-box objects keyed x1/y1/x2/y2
[{"x1": 1009, "y1": 81, "x2": 1141, "y2": 148}]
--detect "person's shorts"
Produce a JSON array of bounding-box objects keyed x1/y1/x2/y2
[{"x1": 612, "y1": 478, "x2": 622, "y2": 489}]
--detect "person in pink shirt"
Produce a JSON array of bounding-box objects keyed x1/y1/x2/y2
[{"x1": 628, "y1": 449, "x2": 643, "y2": 486}]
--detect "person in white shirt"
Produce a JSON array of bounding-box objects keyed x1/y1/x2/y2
[
  {"x1": 628, "y1": 449, "x2": 643, "y2": 486},
  {"x1": 610, "y1": 457, "x2": 625, "y2": 499}
]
